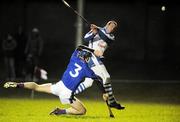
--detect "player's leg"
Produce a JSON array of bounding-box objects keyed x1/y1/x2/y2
[
  {"x1": 66, "y1": 98, "x2": 86, "y2": 115},
  {"x1": 91, "y1": 64, "x2": 125, "y2": 110},
  {"x1": 50, "y1": 97, "x2": 86, "y2": 115},
  {"x1": 4, "y1": 81, "x2": 52, "y2": 94},
  {"x1": 50, "y1": 81, "x2": 86, "y2": 115},
  {"x1": 24, "y1": 82, "x2": 52, "y2": 94}
]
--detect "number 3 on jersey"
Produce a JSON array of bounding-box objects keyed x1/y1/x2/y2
[{"x1": 69, "y1": 63, "x2": 82, "y2": 77}]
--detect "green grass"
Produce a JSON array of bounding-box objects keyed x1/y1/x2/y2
[{"x1": 0, "y1": 98, "x2": 180, "y2": 122}]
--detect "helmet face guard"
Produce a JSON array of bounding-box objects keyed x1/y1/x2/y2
[{"x1": 78, "y1": 50, "x2": 92, "y2": 62}]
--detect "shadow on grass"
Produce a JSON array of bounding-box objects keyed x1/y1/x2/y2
[{"x1": 50, "y1": 115, "x2": 109, "y2": 119}]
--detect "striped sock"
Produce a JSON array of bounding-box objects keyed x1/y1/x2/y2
[
  {"x1": 104, "y1": 83, "x2": 116, "y2": 104},
  {"x1": 74, "y1": 83, "x2": 86, "y2": 94}
]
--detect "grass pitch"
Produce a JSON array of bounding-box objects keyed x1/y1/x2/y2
[{"x1": 0, "y1": 98, "x2": 180, "y2": 122}]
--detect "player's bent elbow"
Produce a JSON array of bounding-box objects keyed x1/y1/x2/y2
[
  {"x1": 83, "y1": 78, "x2": 94, "y2": 88},
  {"x1": 87, "y1": 80, "x2": 93, "y2": 87},
  {"x1": 35, "y1": 84, "x2": 41, "y2": 91},
  {"x1": 30, "y1": 82, "x2": 39, "y2": 90}
]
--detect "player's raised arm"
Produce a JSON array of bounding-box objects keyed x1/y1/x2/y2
[{"x1": 84, "y1": 24, "x2": 99, "y2": 42}]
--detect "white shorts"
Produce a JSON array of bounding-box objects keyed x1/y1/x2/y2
[
  {"x1": 50, "y1": 81, "x2": 72, "y2": 104},
  {"x1": 90, "y1": 53, "x2": 110, "y2": 84},
  {"x1": 91, "y1": 64, "x2": 110, "y2": 84}
]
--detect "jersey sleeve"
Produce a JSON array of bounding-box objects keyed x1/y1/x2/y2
[
  {"x1": 85, "y1": 64, "x2": 96, "y2": 78},
  {"x1": 84, "y1": 31, "x2": 96, "y2": 42},
  {"x1": 98, "y1": 28, "x2": 115, "y2": 45}
]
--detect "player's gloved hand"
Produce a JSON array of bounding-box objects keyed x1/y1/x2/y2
[
  {"x1": 103, "y1": 93, "x2": 109, "y2": 101},
  {"x1": 90, "y1": 24, "x2": 99, "y2": 29}
]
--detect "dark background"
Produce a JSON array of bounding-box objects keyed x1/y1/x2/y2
[{"x1": 0, "y1": 0, "x2": 180, "y2": 81}]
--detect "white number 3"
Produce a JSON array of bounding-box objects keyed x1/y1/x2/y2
[{"x1": 69, "y1": 63, "x2": 82, "y2": 77}]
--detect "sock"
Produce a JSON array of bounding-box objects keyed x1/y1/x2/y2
[
  {"x1": 58, "y1": 109, "x2": 66, "y2": 114},
  {"x1": 17, "y1": 83, "x2": 24, "y2": 88},
  {"x1": 104, "y1": 82, "x2": 116, "y2": 104}
]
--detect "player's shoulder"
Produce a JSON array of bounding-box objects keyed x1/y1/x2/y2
[{"x1": 100, "y1": 28, "x2": 115, "y2": 40}]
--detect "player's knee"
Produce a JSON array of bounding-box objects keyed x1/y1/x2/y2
[
  {"x1": 32, "y1": 82, "x2": 40, "y2": 91},
  {"x1": 85, "y1": 81, "x2": 93, "y2": 88},
  {"x1": 79, "y1": 107, "x2": 86, "y2": 115}
]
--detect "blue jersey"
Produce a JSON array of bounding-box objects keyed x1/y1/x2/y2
[{"x1": 61, "y1": 50, "x2": 96, "y2": 91}]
